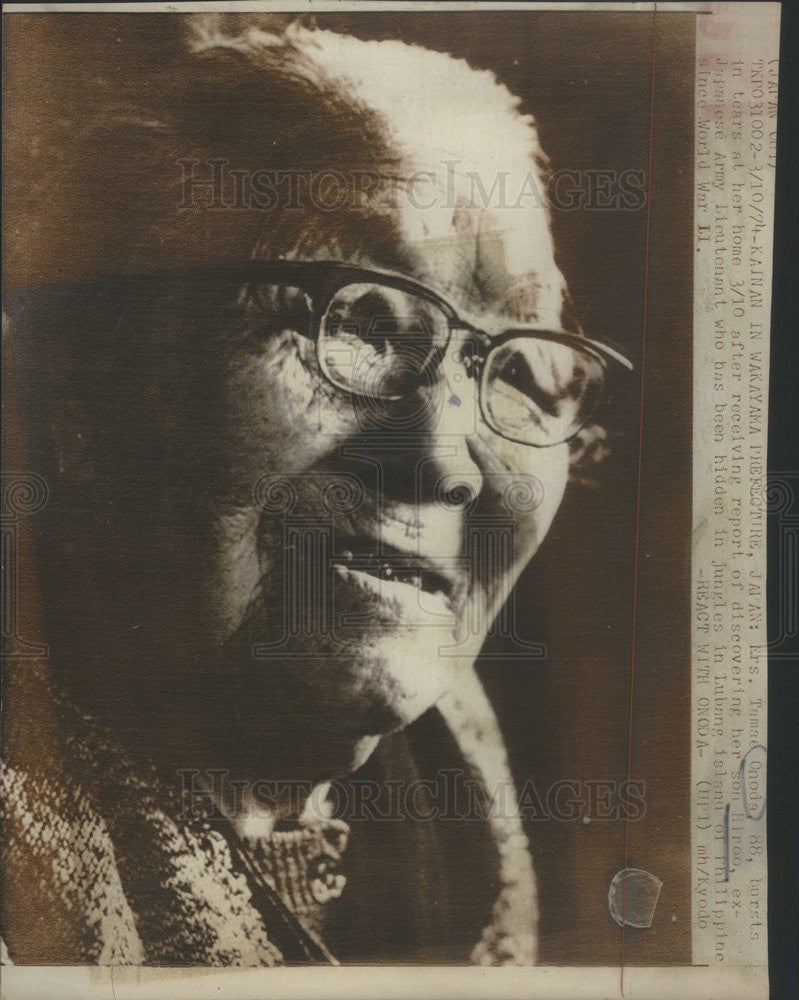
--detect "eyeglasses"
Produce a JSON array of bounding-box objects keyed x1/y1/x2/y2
[
  {"x1": 13, "y1": 259, "x2": 633, "y2": 448},
  {"x1": 224, "y1": 259, "x2": 632, "y2": 448}
]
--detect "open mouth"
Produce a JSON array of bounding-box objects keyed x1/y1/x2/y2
[{"x1": 332, "y1": 539, "x2": 461, "y2": 604}]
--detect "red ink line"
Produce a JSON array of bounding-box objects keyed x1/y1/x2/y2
[{"x1": 620, "y1": 3, "x2": 658, "y2": 996}]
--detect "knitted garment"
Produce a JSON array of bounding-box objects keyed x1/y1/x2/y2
[
  {"x1": 1, "y1": 663, "x2": 537, "y2": 966},
  {"x1": 1, "y1": 666, "x2": 341, "y2": 965}
]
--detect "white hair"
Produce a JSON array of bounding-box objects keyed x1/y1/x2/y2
[{"x1": 188, "y1": 19, "x2": 549, "y2": 194}]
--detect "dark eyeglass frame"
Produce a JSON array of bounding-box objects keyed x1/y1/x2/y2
[
  {"x1": 228, "y1": 258, "x2": 634, "y2": 446},
  {"x1": 229, "y1": 258, "x2": 632, "y2": 364}
]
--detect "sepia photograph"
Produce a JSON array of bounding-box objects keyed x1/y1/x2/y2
[{"x1": 1, "y1": 4, "x2": 776, "y2": 997}]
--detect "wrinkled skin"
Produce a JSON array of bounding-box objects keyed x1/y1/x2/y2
[{"x1": 45, "y1": 194, "x2": 570, "y2": 807}]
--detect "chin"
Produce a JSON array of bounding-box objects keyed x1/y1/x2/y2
[
  {"x1": 280, "y1": 631, "x2": 460, "y2": 732},
  {"x1": 346, "y1": 631, "x2": 463, "y2": 729},
  {"x1": 221, "y1": 627, "x2": 460, "y2": 789},
  {"x1": 217, "y1": 556, "x2": 491, "y2": 785}
]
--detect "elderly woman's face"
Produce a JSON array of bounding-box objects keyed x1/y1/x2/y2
[{"x1": 63, "y1": 196, "x2": 570, "y2": 781}]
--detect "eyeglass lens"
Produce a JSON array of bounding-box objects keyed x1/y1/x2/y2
[
  {"x1": 482, "y1": 338, "x2": 605, "y2": 446},
  {"x1": 320, "y1": 283, "x2": 449, "y2": 400}
]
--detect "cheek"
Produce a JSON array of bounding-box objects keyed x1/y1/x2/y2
[
  {"x1": 214, "y1": 333, "x2": 357, "y2": 493},
  {"x1": 196, "y1": 336, "x2": 361, "y2": 642},
  {"x1": 200, "y1": 510, "x2": 264, "y2": 645},
  {"x1": 535, "y1": 443, "x2": 570, "y2": 525},
  {"x1": 500, "y1": 441, "x2": 570, "y2": 562}
]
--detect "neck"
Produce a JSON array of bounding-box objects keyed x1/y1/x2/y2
[
  {"x1": 54, "y1": 645, "x2": 383, "y2": 825},
  {"x1": 132, "y1": 707, "x2": 380, "y2": 830}
]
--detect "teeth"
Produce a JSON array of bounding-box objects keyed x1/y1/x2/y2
[
  {"x1": 334, "y1": 549, "x2": 451, "y2": 598},
  {"x1": 391, "y1": 567, "x2": 422, "y2": 588},
  {"x1": 372, "y1": 562, "x2": 420, "y2": 587}
]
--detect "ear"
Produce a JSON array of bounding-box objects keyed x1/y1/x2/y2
[{"x1": 568, "y1": 423, "x2": 610, "y2": 482}]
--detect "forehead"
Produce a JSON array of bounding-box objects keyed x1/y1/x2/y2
[{"x1": 351, "y1": 177, "x2": 566, "y2": 330}]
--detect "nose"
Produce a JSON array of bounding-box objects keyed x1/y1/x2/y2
[
  {"x1": 355, "y1": 340, "x2": 483, "y2": 509},
  {"x1": 418, "y1": 359, "x2": 483, "y2": 508}
]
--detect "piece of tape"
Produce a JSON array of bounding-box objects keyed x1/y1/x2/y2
[{"x1": 608, "y1": 868, "x2": 663, "y2": 929}]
